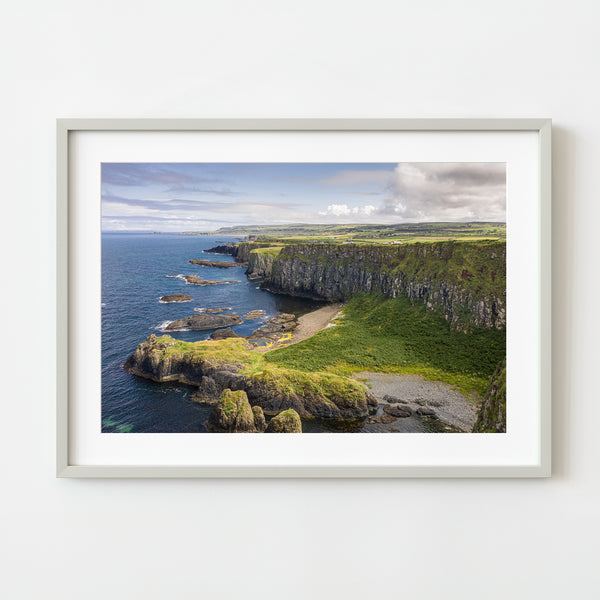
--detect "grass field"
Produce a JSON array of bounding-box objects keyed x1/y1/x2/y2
[
  {"x1": 265, "y1": 294, "x2": 505, "y2": 397},
  {"x1": 184, "y1": 222, "x2": 506, "y2": 244}
]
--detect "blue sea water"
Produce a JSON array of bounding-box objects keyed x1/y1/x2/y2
[{"x1": 101, "y1": 232, "x2": 325, "y2": 433}]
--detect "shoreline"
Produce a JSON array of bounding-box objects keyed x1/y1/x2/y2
[
  {"x1": 260, "y1": 302, "x2": 344, "y2": 350},
  {"x1": 353, "y1": 371, "x2": 480, "y2": 432}
]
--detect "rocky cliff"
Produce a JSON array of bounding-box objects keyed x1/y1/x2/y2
[
  {"x1": 246, "y1": 249, "x2": 277, "y2": 278},
  {"x1": 205, "y1": 242, "x2": 274, "y2": 263},
  {"x1": 247, "y1": 241, "x2": 506, "y2": 331},
  {"x1": 124, "y1": 334, "x2": 374, "y2": 419},
  {"x1": 472, "y1": 359, "x2": 506, "y2": 432}
]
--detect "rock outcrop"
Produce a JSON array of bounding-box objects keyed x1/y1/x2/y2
[
  {"x1": 246, "y1": 250, "x2": 276, "y2": 279},
  {"x1": 207, "y1": 389, "x2": 260, "y2": 433},
  {"x1": 383, "y1": 404, "x2": 412, "y2": 418},
  {"x1": 160, "y1": 294, "x2": 192, "y2": 303},
  {"x1": 472, "y1": 359, "x2": 506, "y2": 432},
  {"x1": 249, "y1": 313, "x2": 296, "y2": 338},
  {"x1": 209, "y1": 327, "x2": 243, "y2": 340},
  {"x1": 124, "y1": 334, "x2": 373, "y2": 419},
  {"x1": 265, "y1": 409, "x2": 302, "y2": 433},
  {"x1": 189, "y1": 259, "x2": 239, "y2": 268},
  {"x1": 204, "y1": 244, "x2": 237, "y2": 256},
  {"x1": 246, "y1": 241, "x2": 506, "y2": 331},
  {"x1": 165, "y1": 313, "x2": 243, "y2": 331},
  {"x1": 177, "y1": 275, "x2": 240, "y2": 286},
  {"x1": 205, "y1": 242, "x2": 274, "y2": 263}
]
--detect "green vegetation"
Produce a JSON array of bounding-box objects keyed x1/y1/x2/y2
[
  {"x1": 249, "y1": 246, "x2": 283, "y2": 258},
  {"x1": 152, "y1": 335, "x2": 369, "y2": 407},
  {"x1": 265, "y1": 294, "x2": 505, "y2": 396},
  {"x1": 219, "y1": 389, "x2": 249, "y2": 418},
  {"x1": 265, "y1": 409, "x2": 302, "y2": 433},
  {"x1": 473, "y1": 359, "x2": 507, "y2": 432},
  {"x1": 185, "y1": 222, "x2": 506, "y2": 243}
]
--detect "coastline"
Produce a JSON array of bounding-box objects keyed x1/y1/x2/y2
[{"x1": 259, "y1": 302, "x2": 344, "y2": 350}]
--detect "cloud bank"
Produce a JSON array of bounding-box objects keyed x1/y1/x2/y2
[{"x1": 379, "y1": 162, "x2": 506, "y2": 222}]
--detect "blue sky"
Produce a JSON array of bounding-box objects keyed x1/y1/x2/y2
[{"x1": 101, "y1": 162, "x2": 506, "y2": 231}]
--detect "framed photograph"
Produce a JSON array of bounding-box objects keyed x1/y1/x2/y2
[{"x1": 57, "y1": 118, "x2": 551, "y2": 477}]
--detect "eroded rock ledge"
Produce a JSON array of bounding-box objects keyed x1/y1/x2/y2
[
  {"x1": 165, "y1": 313, "x2": 243, "y2": 331},
  {"x1": 123, "y1": 334, "x2": 375, "y2": 419}
]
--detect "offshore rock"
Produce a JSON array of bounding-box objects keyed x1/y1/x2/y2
[
  {"x1": 160, "y1": 294, "x2": 192, "y2": 303},
  {"x1": 189, "y1": 259, "x2": 239, "y2": 268},
  {"x1": 265, "y1": 409, "x2": 302, "y2": 433},
  {"x1": 165, "y1": 313, "x2": 243, "y2": 331},
  {"x1": 209, "y1": 327, "x2": 244, "y2": 340},
  {"x1": 178, "y1": 274, "x2": 240, "y2": 286}
]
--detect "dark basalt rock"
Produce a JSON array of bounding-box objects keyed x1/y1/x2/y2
[
  {"x1": 166, "y1": 313, "x2": 243, "y2": 331},
  {"x1": 160, "y1": 294, "x2": 192, "y2": 303},
  {"x1": 209, "y1": 327, "x2": 244, "y2": 340},
  {"x1": 265, "y1": 409, "x2": 302, "y2": 433},
  {"x1": 250, "y1": 313, "x2": 297, "y2": 337},
  {"x1": 416, "y1": 406, "x2": 438, "y2": 418},
  {"x1": 252, "y1": 406, "x2": 267, "y2": 432},
  {"x1": 191, "y1": 376, "x2": 221, "y2": 405},
  {"x1": 178, "y1": 274, "x2": 240, "y2": 286},
  {"x1": 383, "y1": 404, "x2": 412, "y2": 418},
  {"x1": 383, "y1": 394, "x2": 407, "y2": 404},
  {"x1": 189, "y1": 259, "x2": 239, "y2": 268},
  {"x1": 204, "y1": 244, "x2": 237, "y2": 256}
]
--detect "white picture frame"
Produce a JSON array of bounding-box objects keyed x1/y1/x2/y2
[{"x1": 56, "y1": 118, "x2": 551, "y2": 478}]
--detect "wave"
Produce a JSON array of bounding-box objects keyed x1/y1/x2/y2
[{"x1": 155, "y1": 320, "x2": 174, "y2": 331}]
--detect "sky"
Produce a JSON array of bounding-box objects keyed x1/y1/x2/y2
[{"x1": 101, "y1": 162, "x2": 506, "y2": 232}]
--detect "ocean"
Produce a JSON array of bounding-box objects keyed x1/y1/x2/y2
[{"x1": 101, "y1": 232, "x2": 325, "y2": 433}]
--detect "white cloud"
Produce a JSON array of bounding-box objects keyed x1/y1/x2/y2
[{"x1": 318, "y1": 204, "x2": 377, "y2": 217}]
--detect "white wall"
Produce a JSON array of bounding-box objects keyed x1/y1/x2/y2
[{"x1": 1, "y1": 1, "x2": 598, "y2": 598}]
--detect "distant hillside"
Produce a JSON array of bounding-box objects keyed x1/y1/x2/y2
[{"x1": 182, "y1": 222, "x2": 506, "y2": 243}]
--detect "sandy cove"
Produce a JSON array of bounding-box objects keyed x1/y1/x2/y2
[{"x1": 258, "y1": 302, "x2": 344, "y2": 351}]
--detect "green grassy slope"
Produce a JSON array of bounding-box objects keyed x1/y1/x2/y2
[{"x1": 265, "y1": 294, "x2": 505, "y2": 396}]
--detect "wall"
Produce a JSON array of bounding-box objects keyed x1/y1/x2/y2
[{"x1": 1, "y1": 1, "x2": 598, "y2": 598}]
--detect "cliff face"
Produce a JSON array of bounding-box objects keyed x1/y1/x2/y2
[
  {"x1": 246, "y1": 250, "x2": 276, "y2": 278},
  {"x1": 247, "y1": 241, "x2": 506, "y2": 331},
  {"x1": 472, "y1": 359, "x2": 506, "y2": 432}
]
